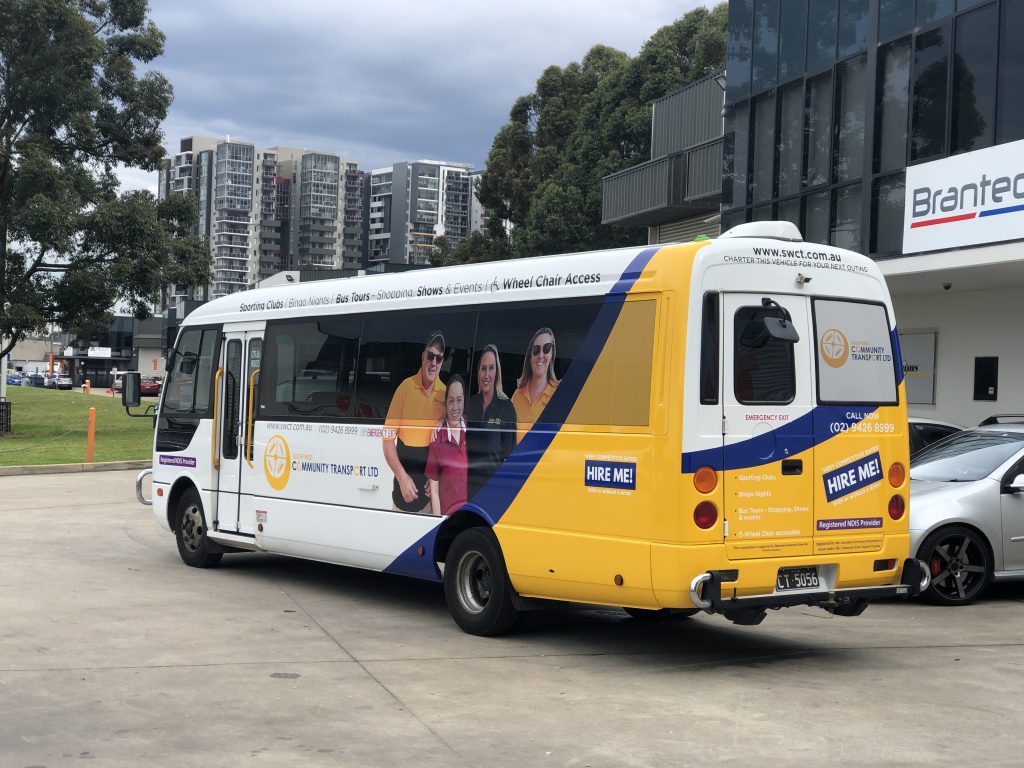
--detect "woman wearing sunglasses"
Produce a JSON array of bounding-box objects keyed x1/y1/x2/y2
[{"x1": 512, "y1": 327, "x2": 559, "y2": 442}]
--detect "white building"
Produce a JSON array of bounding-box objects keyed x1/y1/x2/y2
[{"x1": 367, "y1": 160, "x2": 473, "y2": 267}]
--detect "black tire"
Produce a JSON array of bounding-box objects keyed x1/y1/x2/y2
[
  {"x1": 443, "y1": 527, "x2": 520, "y2": 636},
  {"x1": 623, "y1": 607, "x2": 699, "y2": 621},
  {"x1": 175, "y1": 488, "x2": 223, "y2": 569},
  {"x1": 917, "y1": 525, "x2": 991, "y2": 606}
]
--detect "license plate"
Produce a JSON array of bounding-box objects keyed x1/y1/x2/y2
[{"x1": 776, "y1": 566, "x2": 820, "y2": 591}]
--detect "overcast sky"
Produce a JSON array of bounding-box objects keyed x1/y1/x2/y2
[{"x1": 118, "y1": 0, "x2": 707, "y2": 192}]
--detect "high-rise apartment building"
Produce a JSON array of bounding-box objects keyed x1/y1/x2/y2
[
  {"x1": 159, "y1": 136, "x2": 366, "y2": 303},
  {"x1": 366, "y1": 160, "x2": 473, "y2": 267}
]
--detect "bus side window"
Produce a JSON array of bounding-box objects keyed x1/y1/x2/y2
[{"x1": 700, "y1": 292, "x2": 719, "y2": 405}]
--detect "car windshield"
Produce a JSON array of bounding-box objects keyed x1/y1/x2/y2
[{"x1": 910, "y1": 430, "x2": 1024, "y2": 482}]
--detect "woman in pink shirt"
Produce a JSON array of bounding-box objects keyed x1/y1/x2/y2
[{"x1": 426, "y1": 375, "x2": 468, "y2": 516}]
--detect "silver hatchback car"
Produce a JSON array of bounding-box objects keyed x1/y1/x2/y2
[{"x1": 909, "y1": 420, "x2": 1024, "y2": 605}]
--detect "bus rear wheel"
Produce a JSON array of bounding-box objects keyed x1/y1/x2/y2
[
  {"x1": 176, "y1": 488, "x2": 223, "y2": 569},
  {"x1": 444, "y1": 528, "x2": 519, "y2": 636}
]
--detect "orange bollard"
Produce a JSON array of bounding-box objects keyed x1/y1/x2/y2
[
  {"x1": 85, "y1": 379, "x2": 91, "y2": 395},
  {"x1": 86, "y1": 407, "x2": 96, "y2": 463}
]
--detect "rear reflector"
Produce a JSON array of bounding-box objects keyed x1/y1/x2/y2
[
  {"x1": 888, "y1": 494, "x2": 906, "y2": 520},
  {"x1": 888, "y1": 462, "x2": 906, "y2": 487},
  {"x1": 873, "y1": 558, "x2": 897, "y2": 571},
  {"x1": 693, "y1": 466, "x2": 718, "y2": 494},
  {"x1": 694, "y1": 501, "x2": 718, "y2": 529}
]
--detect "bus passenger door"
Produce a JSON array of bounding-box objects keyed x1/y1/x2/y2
[
  {"x1": 721, "y1": 293, "x2": 814, "y2": 558},
  {"x1": 215, "y1": 326, "x2": 264, "y2": 535}
]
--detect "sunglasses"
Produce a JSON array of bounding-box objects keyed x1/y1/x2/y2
[
  {"x1": 531, "y1": 343, "x2": 554, "y2": 356},
  {"x1": 425, "y1": 351, "x2": 445, "y2": 364}
]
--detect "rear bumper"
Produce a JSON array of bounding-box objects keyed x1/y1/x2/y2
[{"x1": 690, "y1": 558, "x2": 930, "y2": 623}]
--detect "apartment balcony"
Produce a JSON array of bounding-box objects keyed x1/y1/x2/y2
[{"x1": 601, "y1": 138, "x2": 722, "y2": 227}]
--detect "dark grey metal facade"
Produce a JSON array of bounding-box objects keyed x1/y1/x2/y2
[{"x1": 601, "y1": 71, "x2": 725, "y2": 228}]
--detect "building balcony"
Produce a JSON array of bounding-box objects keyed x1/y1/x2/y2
[{"x1": 601, "y1": 138, "x2": 722, "y2": 227}]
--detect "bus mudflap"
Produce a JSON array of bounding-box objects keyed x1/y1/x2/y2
[{"x1": 689, "y1": 558, "x2": 930, "y2": 625}]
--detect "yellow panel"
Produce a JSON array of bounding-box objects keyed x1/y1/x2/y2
[{"x1": 567, "y1": 299, "x2": 656, "y2": 427}]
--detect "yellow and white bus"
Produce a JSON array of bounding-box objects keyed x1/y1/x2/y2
[{"x1": 134, "y1": 221, "x2": 928, "y2": 635}]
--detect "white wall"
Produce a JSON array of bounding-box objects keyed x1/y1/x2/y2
[{"x1": 895, "y1": 285, "x2": 1024, "y2": 426}]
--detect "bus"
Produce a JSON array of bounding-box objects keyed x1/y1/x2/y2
[{"x1": 133, "y1": 221, "x2": 929, "y2": 635}]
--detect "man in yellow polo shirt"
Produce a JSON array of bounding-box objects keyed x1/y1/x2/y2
[{"x1": 382, "y1": 331, "x2": 447, "y2": 513}]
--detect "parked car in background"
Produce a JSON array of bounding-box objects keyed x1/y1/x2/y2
[
  {"x1": 43, "y1": 373, "x2": 58, "y2": 388},
  {"x1": 909, "y1": 421, "x2": 1024, "y2": 605},
  {"x1": 23, "y1": 372, "x2": 45, "y2": 388},
  {"x1": 55, "y1": 375, "x2": 73, "y2": 390},
  {"x1": 909, "y1": 415, "x2": 964, "y2": 457},
  {"x1": 139, "y1": 376, "x2": 162, "y2": 396},
  {"x1": 5, "y1": 371, "x2": 22, "y2": 386}
]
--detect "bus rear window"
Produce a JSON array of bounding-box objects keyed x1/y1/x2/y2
[{"x1": 813, "y1": 299, "x2": 898, "y2": 405}]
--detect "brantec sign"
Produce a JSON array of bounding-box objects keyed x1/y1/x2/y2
[{"x1": 903, "y1": 138, "x2": 1024, "y2": 255}]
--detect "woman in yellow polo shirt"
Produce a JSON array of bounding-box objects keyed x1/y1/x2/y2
[{"x1": 511, "y1": 327, "x2": 559, "y2": 441}]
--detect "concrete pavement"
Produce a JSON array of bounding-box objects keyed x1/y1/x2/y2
[{"x1": 1, "y1": 469, "x2": 1022, "y2": 767}]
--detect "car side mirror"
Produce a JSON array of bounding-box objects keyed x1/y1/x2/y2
[
  {"x1": 1008, "y1": 474, "x2": 1024, "y2": 493},
  {"x1": 122, "y1": 372, "x2": 141, "y2": 408}
]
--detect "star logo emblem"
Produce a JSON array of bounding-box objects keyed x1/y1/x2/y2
[
  {"x1": 264, "y1": 435, "x2": 291, "y2": 491},
  {"x1": 820, "y1": 329, "x2": 849, "y2": 368}
]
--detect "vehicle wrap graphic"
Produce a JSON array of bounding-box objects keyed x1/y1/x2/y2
[{"x1": 382, "y1": 246, "x2": 659, "y2": 580}]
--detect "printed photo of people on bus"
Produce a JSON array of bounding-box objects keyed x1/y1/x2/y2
[
  {"x1": 382, "y1": 331, "x2": 447, "y2": 513},
  {"x1": 382, "y1": 325, "x2": 568, "y2": 515},
  {"x1": 425, "y1": 373, "x2": 468, "y2": 516},
  {"x1": 464, "y1": 344, "x2": 517, "y2": 498},
  {"x1": 512, "y1": 327, "x2": 559, "y2": 441}
]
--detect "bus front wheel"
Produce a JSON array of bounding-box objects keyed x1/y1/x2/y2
[
  {"x1": 175, "y1": 488, "x2": 223, "y2": 569},
  {"x1": 444, "y1": 528, "x2": 519, "y2": 636}
]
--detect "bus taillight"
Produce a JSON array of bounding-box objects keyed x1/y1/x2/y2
[
  {"x1": 694, "y1": 501, "x2": 718, "y2": 529},
  {"x1": 888, "y1": 494, "x2": 906, "y2": 521}
]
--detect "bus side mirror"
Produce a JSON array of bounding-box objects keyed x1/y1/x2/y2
[
  {"x1": 122, "y1": 372, "x2": 141, "y2": 408},
  {"x1": 764, "y1": 316, "x2": 800, "y2": 343}
]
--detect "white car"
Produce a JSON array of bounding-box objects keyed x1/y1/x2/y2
[
  {"x1": 909, "y1": 422, "x2": 1024, "y2": 605},
  {"x1": 908, "y1": 415, "x2": 963, "y2": 457}
]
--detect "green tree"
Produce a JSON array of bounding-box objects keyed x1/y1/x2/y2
[
  {"x1": 0, "y1": 0, "x2": 210, "y2": 360},
  {"x1": 478, "y1": 3, "x2": 728, "y2": 260}
]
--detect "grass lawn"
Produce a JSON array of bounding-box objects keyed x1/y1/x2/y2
[{"x1": 0, "y1": 386, "x2": 155, "y2": 466}]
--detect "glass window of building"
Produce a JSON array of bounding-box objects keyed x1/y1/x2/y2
[
  {"x1": 778, "y1": 0, "x2": 806, "y2": 82},
  {"x1": 752, "y1": 95, "x2": 776, "y2": 204},
  {"x1": 831, "y1": 183, "x2": 862, "y2": 252},
  {"x1": 875, "y1": 39, "x2": 911, "y2": 173},
  {"x1": 803, "y1": 190, "x2": 829, "y2": 245},
  {"x1": 838, "y1": 0, "x2": 869, "y2": 58},
  {"x1": 834, "y1": 54, "x2": 867, "y2": 183},
  {"x1": 952, "y1": 4, "x2": 997, "y2": 153},
  {"x1": 806, "y1": 0, "x2": 837, "y2": 73},
  {"x1": 725, "y1": 104, "x2": 751, "y2": 209},
  {"x1": 752, "y1": 0, "x2": 780, "y2": 92},
  {"x1": 871, "y1": 174, "x2": 905, "y2": 256},
  {"x1": 777, "y1": 85, "x2": 803, "y2": 197},
  {"x1": 916, "y1": 0, "x2": 954, "y2": 26},
  {"x1": 911, "y1": 27, "x2": 948, "y2": 162},
  {"x1": 878, "y1": 0, "x2": 914, "y2": 41},
  {"x1": 956, "y1": 0, "x2": 989, "y2": 10},
  {"x1": 804, "y1": 73, "x2": 833, "y2": 188},
  {"x1": 727, "y1": 0, "x2": 754, "y2": 103},
  {"x1": 998, "y1": 0, "x2": 1024, "y2": 143},
  {"x1": 777, "y1": 197, "x2": 801, "y2": 231}
]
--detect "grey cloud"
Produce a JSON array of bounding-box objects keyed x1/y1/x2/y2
[{"x1": 132, "y1": 0, "x2": 702, "y2": 182}]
